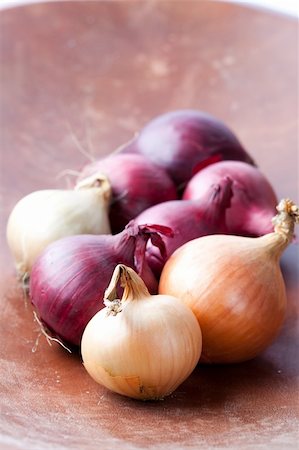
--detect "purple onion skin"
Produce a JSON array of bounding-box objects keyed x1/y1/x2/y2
[
  {"x1": 183, "y1": 161, "x2": 278, "y2": 237},
  {"x1": 78, "y1": 153, "x2": 177, "y2": 233},
  {"x1": 30, "y1": 222, "x2": 172, "y2": 347},
  {"x1": 134, "y1": 177, "x2": 233, "y2": 278},
  {"x1": 120, "y1": 110, "x2": 255, "y2": 189}
]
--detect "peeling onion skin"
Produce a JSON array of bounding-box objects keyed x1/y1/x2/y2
[
  {"x1": 81, "y1": 265, "x2": 202, "y2": 400},
  {"x1": 29, "y1": 222, "x2": 172, "y2": 348},
  {"x1": 183, "y1": 161, "x2": 278, "y2": 237},
  {"x1": 120, "y1": 109, "x2": 255, "y2": 189},
  {"x1": 159, "y1": 200, "x2": 299, "y2": 364},
  {"x1": 77, "y1": 154, "x2": 177, "y2": 233}
]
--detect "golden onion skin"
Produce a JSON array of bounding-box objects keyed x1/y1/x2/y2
[
  {"x1": 159, "y1": 233, "x2": 287, "y2": 364},
  {"x1": 81, "y1": 296, "x2": 202, "y2": 400}
]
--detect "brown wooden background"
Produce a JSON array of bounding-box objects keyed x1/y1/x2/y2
[{"x1": 0, "y1": 2, "x2": 298, "y2": 449}]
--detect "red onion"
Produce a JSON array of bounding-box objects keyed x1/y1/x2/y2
[
  {"x1": 183, "y1": 161, "x2": 278, "y2": 237},
  {"x1": 120, "y1": 109, "x2": 255, "y2": 189},
  {"x1": 29, "y1": 222, "x2": 172, "y2": 347},
  {"x1": 77, "y1": 153, "x2": 177, "y2": 233},
  {"x1": 134, "y1": 177, "x2": 233, "y2": 278}
]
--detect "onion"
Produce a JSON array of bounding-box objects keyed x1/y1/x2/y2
[
  {"x1": 6, "y1": 175, "x2": 111, "y2": 278},
  {"x1": 120, "y1": 109, "x2": 255, "y2": 189},
  {"x1": 29, "y1": 221, "x2": 172, "y2": 347},
  {"x1": 81, "y1": 264, "x2": 202, "y2": 400},
  {"x1": 77, "y1": 153, "x2": 177, "y2": 233},
  {"x1": 159, "y1": 199, "x2": 299, "y2": 364},
  {"x1": 183, "y1": 161, "x2": 278, "y2": 236},
  {"x1": 135, "y1": 176, "x2": 233, "y2": 278}
]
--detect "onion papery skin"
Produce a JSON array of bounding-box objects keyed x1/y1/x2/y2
[
  {"x1": 183, "y1": 161, "x2": 278, "y2": 237},
  {"x1": 77, "y1": 154, "x2": 177, "y2": 233},
  {"x1": 120, "y1": 109, "x2": 255, "y2": 189},
  {"x1": 30, "y1": 223, "x2": 170, "y2": 347},
  {"x1": 159, "y1": 234, "x2": 287, "y2": 364},
  {"x1": 135, "y1": 177, "x2": 233, "y2": 278},
  {"x1": 6, "y1": 186, "x2": 111, "y2": 277},
  {"x1": 82, "y1": 296, "x2": 202, "y2": 400}
]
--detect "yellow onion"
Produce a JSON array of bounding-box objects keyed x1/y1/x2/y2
[
  {"x1": 6, "y1": 174, "x2": 111, "y2": 278},
  {"x1": 81, "y1": 264, "x2": 202, "y2": 400},
  {"x1": 159, "y1": 199, "x2": 299, "y2": 364}
]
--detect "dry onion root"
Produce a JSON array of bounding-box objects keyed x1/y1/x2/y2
[
  {"x1": 159, "y1": 199, "x2": 299, "y2": 364},
  {"x1": 81, "y1": 264, "x2": 202, "y2": 400}
]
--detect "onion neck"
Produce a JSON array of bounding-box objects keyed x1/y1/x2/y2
[
  {"x1": 111, "y1": 227, "x2": 137, "y2": 262},
  {"x1": 120, "y1": 265, "x2": 150, "y2": 301},
  {"x1": 272, "y1": 199, "x2": 298, "y2": 240},
  {"x1": 202, "y1": 176, "x2": 233, "y2": 230},
  {"x1": 104, "y1": 265, "x2": 150, "y2": 315},
  {"x1": 75, "y1": 172, "x2": 112, "y2": 204},
  {"x1": 261, "y1": 199, "x2": 299, "y2": 257}
]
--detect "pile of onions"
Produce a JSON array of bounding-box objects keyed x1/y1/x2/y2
[
  {"x1": 30, "y1": 221, "x2": 172, "y2": 347},
  {"x1": 6, "y1": 175, "x2": 111, "y2": 278},
  {"x1": 183, "y1": 161, "x2": 278, "y2": 237},
  {"x1": 159, "y1": 199, "x2": 299, "y2": 364},
  {"x1": 135, "y1": 176, "x2": 233, "y2": 278},
  {"x1": 7, "y1": 106, "x2": 296, "y2": 402},
  {"x1": 81, "y1": 264, "x2": 202, "y2": 400},
  {"x1": 119, "y1": 109, "x2": 255, "y2": 189},
  {"x1": 77, "y1": 153, "x2": 177, "y2": 233}
]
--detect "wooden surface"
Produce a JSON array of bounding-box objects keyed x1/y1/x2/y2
[{"x1": 0, "y1": 1, "x2": 298, "y2": 449}]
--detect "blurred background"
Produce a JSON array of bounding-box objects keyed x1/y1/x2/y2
[{"x1": 0, "y1": 0, "x2": 298, "y2": 17}]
